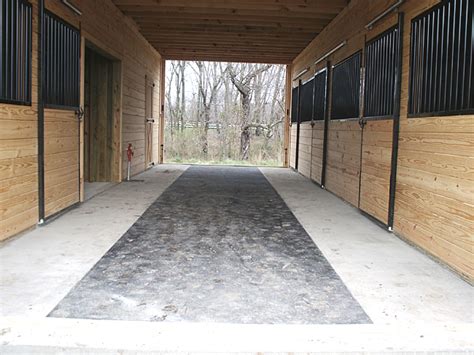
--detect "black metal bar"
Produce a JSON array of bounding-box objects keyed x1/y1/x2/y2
[
  {"x1": 321, "y1": 61, "x2": 331, "y2": 188},
  {"x1": 388, "y1": 13, "x2": 404, "y2": 230},
  {"x1": 295, "y1": 80, "x2": 301, "y2": 170},
  {"x1": 38, "y1": 0, "x2": 45, "y2": 223}
]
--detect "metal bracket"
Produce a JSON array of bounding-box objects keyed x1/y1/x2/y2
[
  {"x1": 358, "y1": 117, "x2": 367, "y2": 129},
  {"x1": 76, "y1": 106, "x2": 84, "y2": 121}
]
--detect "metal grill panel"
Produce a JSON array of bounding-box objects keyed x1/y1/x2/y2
[
  {"x1": 300, "y1": 78, "x2": 314, "y2": 122},
  {"x1": 364, "y1": 26, "x2": 398, "y2": 118},
  {"x1": 44, "y1": 11, "x2": 80, "y2": 109},
  {"x1": 313, "y1": 69, "x2": 327, "y2": 121},
  {"x1": 409, "y1": 0, "x2": 473, "y2": 116},
  {"x1": 331, "y1": 52, "x2": 362, "y2": 120},
  {"x1": 0, "y1": 0, "x2": 32, "y2": 105}
]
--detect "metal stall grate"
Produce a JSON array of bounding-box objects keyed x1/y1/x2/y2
[
  {"x1": 331, "y1": 51, "x2": 362, "y2": 120},
  {"x1": 299, "y1": 78, "x2": 314, "y2": 122},
  {"x1": 0, "y1": 0, "x2": 32, "y2": 105},
  {"x1": 44, "y1": 10, "x2": 80, "y2": 109},
  {"x1": 313, "y1": 69, "x2": 327, "y2": 121},
  {"x1": 364, "y1": 26, "x2": 399, "y2": 118},
  {"x1": 409, "y1": 0, "x2": 473, "y2": 116}
]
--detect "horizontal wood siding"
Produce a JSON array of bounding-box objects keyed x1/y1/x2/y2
[
  {"x1": 325, "y1": 120, "x2": 362, "y2": 207},
  {"x1": 44, "y1": 109, "x2": 79, "y2": 217},
  {"x1": 310, "y1": 121, "x2": 324, "y2": 184},
  {"x1": 0, "y1": 0, "x2": 39, "y2": 241},
  {"x1": 359, "y1": 120, "x2": 393, "y2": 224},
  {"x1": 394, "y1": 1, "x2": 474, "y2": 281},
  {"x1": 0, "y1": 0, "x2": 162, "y2": 241},
  {"x1": 291, "y1": 0, "x2": 473, "y2": 281},
  {"x1": 298, "y1": 122, "x2": 312, "y2": 178}
]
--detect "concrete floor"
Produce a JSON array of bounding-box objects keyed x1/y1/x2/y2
[
  {"x1": 0, "y1": 165, "x2": 473, "y2": 353},
  {"x1": 83, "y1": 182, "x2": 117, "y2": 201},
  {"x1": 50, "y1": 166, "x2": 369, "y2": 324}
]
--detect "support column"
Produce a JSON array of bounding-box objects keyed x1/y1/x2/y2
[
  {"x1": 158, "y1": 58, "x2": 166, "y2": 164},
  {"x1": 283, "y1": 64, "x2": 292, "y2": 168}
]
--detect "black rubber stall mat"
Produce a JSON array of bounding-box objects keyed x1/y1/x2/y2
[{"x1": 49, "y1": 166, "x2": 371, "y2": 324}]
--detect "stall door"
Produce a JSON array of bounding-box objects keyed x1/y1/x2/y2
[
  {"x1": 43, "y1": 11, "x2": 81, "y2": 218},
  {"x1": 359, "y1": 23, "x2": 401, "y2": 225}
]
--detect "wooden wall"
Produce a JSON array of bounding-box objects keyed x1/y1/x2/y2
[
  {"x1": 0, "y1": 0, "x2": 39, "y2": 240},
  {"x1": 298, "y1": 122, "x2": 313, "y2": 178},
  {"x1": 291, "y1": 0, "x2": 473, "y2": 282},
  {"x1": 44, "y1": 109, "x2": 79, "y2": 217},
  {"x1": 394, "y1": 1, "x2": 473, "y2": 281},
  {"x1": 0, "y1": 0, "x2": 162, "y2": 241}
]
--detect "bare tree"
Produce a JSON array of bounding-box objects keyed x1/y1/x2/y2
[
  {"x1": 227, "y1": 63, "x2": 271, "y2": 160},
  {"x1": 165, "y1": 60, "x2": 285, "y2": 165},
  {"x1": 191, "y1": 61, "x2": 224, "y2": 156}
]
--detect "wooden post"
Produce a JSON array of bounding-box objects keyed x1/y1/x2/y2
[
  {"x1": 158, "y1": 58, "x2": 166, "y2": 164},
  {"x1": 283, "y1": 64, "x2": 292, "y2": 168}
]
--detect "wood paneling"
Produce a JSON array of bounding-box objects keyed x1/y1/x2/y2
[
  {"x1": 1, "y1": 0, "x2": 162, "y2": 240},
  {"x1": 112, "y1": 0, "x2": 348, "y2": 64},
  {"x1": 291, "y1": 0, "x2": 473, "y2": 281},
  {"x1": 325, "y1": 120, "x2": 362, "y2": 207},
  {"x1": 310, "y1": 121, "x2": 325, "y2": 184},
  {"x1": 84, "y1": 48, "x2": 122, "y2": 182},
  {"x1": 393, "y1": 0, "x2": 473, "y2": 281},
  {"x1": 43, "y1": 0, "x2": 162, "y2": 179},
  {"x1": 359, "y1": 120, "x2": 393, "y2": 224},
  {"x1": 298, "y1": 122, "x2": 313, "y2": 179},
  {"x1": 44, "y1": 108, "x2": 79, "y2": 217},
  {"x1": 0, "y1": 0, "x2": 39, "y2": 241}
]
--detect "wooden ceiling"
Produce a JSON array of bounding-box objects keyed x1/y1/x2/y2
[{"x1": 112, "y1": 0, "x2": 349, "y2": 64}]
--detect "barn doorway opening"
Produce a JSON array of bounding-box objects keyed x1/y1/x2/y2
[
  {"x1": 83, "y1": 45, "x2": 122, "y2": 200},
  {"x1": 164, "y1": 61, "x2": 286, "y2": 167}
]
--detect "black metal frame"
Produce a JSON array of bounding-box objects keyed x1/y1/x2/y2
[
  {"x1": 38, "y1": 0, "x2": 45, "y2": 222},
  {"x1": 321, "y1": 62, "x2": 331, "y2": 187},
  {"x1": 408, "y1": 0, "x2": 473, "y2": 117},
  {"x1": 331, "y1": 51, "x2": 362, "y2": 120},
  {"x1": 388, "y1": 13, "x2": 404, "y2": 229},
  {"x1": 0, "y1": 0, "x2": 33, "y2": 106},
  {"x1": 363, "y1": 25, "x2": 399, "y2": 119},
  {"x1": 43, "y1": 9, "x2": 80, "y2": 110},
  {"x1": 295, "y1": 80, "x2": 302, "y2": 170}
]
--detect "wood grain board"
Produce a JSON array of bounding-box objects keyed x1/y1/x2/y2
[
  {"x1": 1, "y1": 0, "x2": 162, "y2": 240},
  {"x1": 291, "y1": 0, "x2": 473, "y2": 281},
  {"x1": 111, "y1": 0, "x2": 348, "y2": 64}
]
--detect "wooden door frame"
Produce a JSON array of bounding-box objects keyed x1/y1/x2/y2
[{"x1": 80, "y1": 39, "x2": 122, "y2": 201}]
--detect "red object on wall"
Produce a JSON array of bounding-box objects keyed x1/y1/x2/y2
[{"x1": 127, "y1": 143, "x2": 134, "y2": 162}]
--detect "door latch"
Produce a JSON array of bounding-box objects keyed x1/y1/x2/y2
[{"x1": 76, "y1": 106, "x2": 84, "y2": 121}]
